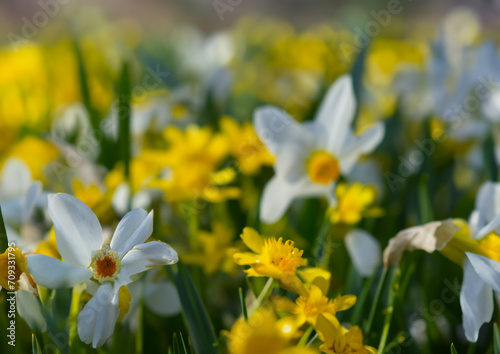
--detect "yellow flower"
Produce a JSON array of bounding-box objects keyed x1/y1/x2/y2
[
  {"x1": 328, "y1": 183, "x2": 383, "y2": 225},
  {"x1": 225, "y1": 305, "x2": 318, "y2": 354},
  {"x1": 148, "y1": 125, "x2": 241, "y2": 202},
  {"x1": 4, "y1": 136, "x2": 59, "y2": 181},
  {"x1": 234, "y1": 228, "x2": 307, "y2": 294},
  {"x1": 220, "y1": 116, "x2": 275, "y2": 175},
  {"x1": 34, "y1": 228, "x2": 60, "y2": 259},
  {"x1": 0, "y1": 245, "x2": 37, "y2": 295},
  {"x1": 182, "y1": 222, "x2": 243, "y2": 275},
  {"x1": 72, "y1": 179, "x2": 115, "y2": 224},
  {"x1": 316, "y1": 314, "x2": 376, "y2": 354},
  {"x1": 273, "y1": 284, "x2": 356, "y2": 327}
]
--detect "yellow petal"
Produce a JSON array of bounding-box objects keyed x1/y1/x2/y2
[{"x1": 240, "y1": 227, "x2": 265, "y2": 253}]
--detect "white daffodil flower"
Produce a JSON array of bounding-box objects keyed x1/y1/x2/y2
[
  {"x1": 383, "y1": 181, "x2": 500, "y2": 342},
  {"x1": 254, "y1": 74, "x2": 385, "y2": 224},
  {"x1": 27, "y1": 193, "x2": 178, "y2": 348},
  {"x1": 0, "y1": 158, "x2": 43, "y2": 228}
]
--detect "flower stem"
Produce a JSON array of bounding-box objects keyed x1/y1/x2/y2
[
  {"x1": 351, "y1": 272, "x2": 376, "y2": 325},
  {"x1": 364, "y1": 267, "x2": 388, "y2": 335},
  {"x1": 378, "y1": 266, "x2": 401, "y2": 354}
]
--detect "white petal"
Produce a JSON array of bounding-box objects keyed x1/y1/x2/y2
[
  {"x1": 460, "y1": 258, "x2": 493, "y2": 342},
  {"x1": 383, "y1": 219, "x2": 458, "y2": 267},
  {"x1": 467, "y1": 210, "x2": 482, "y2": 238},
  {"x1": 1, "y1": 198, "x2": 23, "y2": 226},
  {"x1": 48, "y1": 193, "x2": 103, "y2": 268},
  {"x1": 338, "y1": 123, "x2": 385, "y2": 174},
  {"x1": 145, "y1": 281, "x2": 181, "y2": 316},
  {"x1": 17, "y1": 291, "x2": 47, "y2": 332},
  {"x1": 345, "y1": 229, "x2": 381, "y2": 277},
  {"x1": 466, "y1": 253, "x2": 500, "y2": 294},
  {"x1": 474, "y1": 182, "x2": 500, "y2": 230},
  {"x1": 111, "y1": 210, "x2": 153, "y2": 257},
  {"x1": 253, "y1": 105, "x2": 313, "y2": 156},
  {"x1": 120, "y1": 241, "x2": 178, "y2": 283},
  {"x1": 22, "y1": 181, "x2": 42, "y2": 222},
  {"x1": 259, "y1": 175, "x2": 331, "y2": 224},
  {"x1": 27, "y1": 255, "x2": 92, "y2": 289},
  {"x1": 315, "y1": 75, "x2": 357, "y2": 154},
  {"x1": 476, "y1": 214, "x2": 500, "y2": 239},
  {"x1": 0, "y1": 158, "x2": 32, "y2": 199},
  {"x1": 78, "y1": 283, "x2": 119, "y2": 348},
  {"x1": 112, "y1": 183, "x2": 130, "y2": 216},
  {"x1": 131, "y1": 190, "x2": 153, "y2": 210}
]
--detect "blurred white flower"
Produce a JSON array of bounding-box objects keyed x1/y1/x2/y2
[{"x1": 254, "y1": 74, "x2": 385, "y2": 223}]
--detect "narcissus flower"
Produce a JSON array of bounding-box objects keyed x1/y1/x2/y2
[
  {"x1": 0, "y1": 245, "x2": 37, "y2": 294},
  {"x1": 383, "y1": 181, "x2": 500, "y2": 342},
  {"x1": 219, "y1": 116, "x2": 275, "y2": 175},
  {"x1": 254, "y1": 74, "x2": 385, "y2": 223},
  {"x1": 328, "y1": 182, "x2": 383, "y2": 225},
  {"x1": 0, "y1": 158, "x2": 42, "y2": 229},
  {"x1": 27, "y1": 193, "x2": 178, "y2": 348},
  {"x1": 225, "y1": 305, "x2": 318, "y2": 354},
  {"x1": 273, "y1": 284, "x2": 356, "y2": 326},
  {"x1": 182, "y1": 222, "x2": 243, "y2": 275},
  {"x1": 315, "y1": 313, "x2": 376, "y2": 354},
  {"x1": 233, "y1": 227, "x2": 307, "y2": 294}
]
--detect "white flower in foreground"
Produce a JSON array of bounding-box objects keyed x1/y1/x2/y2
[
  {"x1": 383, "y1": 181, "x2": 500, "y2": 342},
  {"x1": 27, "y1": 193, "x2": 178, "y2": 348},
  {"x1": 254, "y1": 74, "x2": 385, "y2": 223}
]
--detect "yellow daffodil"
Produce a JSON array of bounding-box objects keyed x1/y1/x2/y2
[
  {"x1": 316, "y1": 314, "x2": 376, "y2": 354},
  {"x1": 4, "y1": 136, "x2": 59, "y2": 182},
  {"x1": 182, "y1": 222, "x2": 243, "y2": 275},
  {"x1": 72, "y1": 179, "x2": 115, "y2": 224},
  {"x1": 328, "y1": 183, "x2": 384, "y2": 225},
  {"x1": 225, "y1": 305, "x2": 318, "y2": 354},
  {"x1": 220, "y1": 116, "x2": 275, "y2": 175},
  {"x1": 34, "y1": 228, "x2": 60, "y2": 259},
  {"x1": 234, "y1": 227, "x2": 307, "y2": 295},
  {"x1": 149, "y1": 125, "x2": 241, "y2": 202},
  {"x1": 273, "y1": 284, "x2": 356, "y2": 326}
]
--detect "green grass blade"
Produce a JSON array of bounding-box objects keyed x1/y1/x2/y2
[
  {"x1": 0, "y1": 206, "x2": 8, "y2": 253},
  {"x1": 494, "y1": 323, "x2": 500, "y2": 354},
  {"x1": 117, "y1": 62, "x2": 132, "y2": 180},
  {"x1": 450, "y1": 343, "x2": 458, "y2": 354},
  {"x1": 167, "y1": 262, "x2": 218, "y2": 354}
]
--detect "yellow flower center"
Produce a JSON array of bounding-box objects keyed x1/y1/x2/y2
[
  {"x1": 307, "y1": 151, "x2": 340, "y2": 185},
  {"x1": 262, "y1": 238, "x2": 307, "y2": 275},
  {"x1": 89, "y1": 246, "x2": 121, "y2": 282}
]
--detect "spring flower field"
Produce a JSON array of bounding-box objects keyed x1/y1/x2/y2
[{"x1": 2, "y1": 2, "x2": 500, "y2": 353}]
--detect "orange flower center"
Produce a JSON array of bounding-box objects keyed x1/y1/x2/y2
[{"x1": 90, "y1": 246, "x2": 121, "y2": 282}]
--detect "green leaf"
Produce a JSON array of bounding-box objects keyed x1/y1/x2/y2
[
  {"x1": 418, "y1": 174, "x2": 434, "y2": 224},
  {"x1": 483, "y1": 132, "x2": 499, "y2": 181},
  {"x1": 351, "y1": 42, "x2": 370, "y2": 125},
  {"x1": 450, "y1": 343, "x2": 458, "y2": 354},
  {"x1": 167, "y1": 262, "x2": 218, "y2": 354},
  {"x1": 72, "y1": 39, "x2": 99, "y2": 132},
  {"x1": 117, "y1": 62, "x2": 132, "y2": 181},
  {"x1": 172, "y1": 333, "x2": 188, "y2": 354},
  {"x1": 238, "y1": 288, "x2": 248, "y2": 320},
  {"x1": 0, "y1": 206, "x2": 8, "y2": 253},
  {"x1": 494, "y1": 323, "x2": 500, "y2": 354}
]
